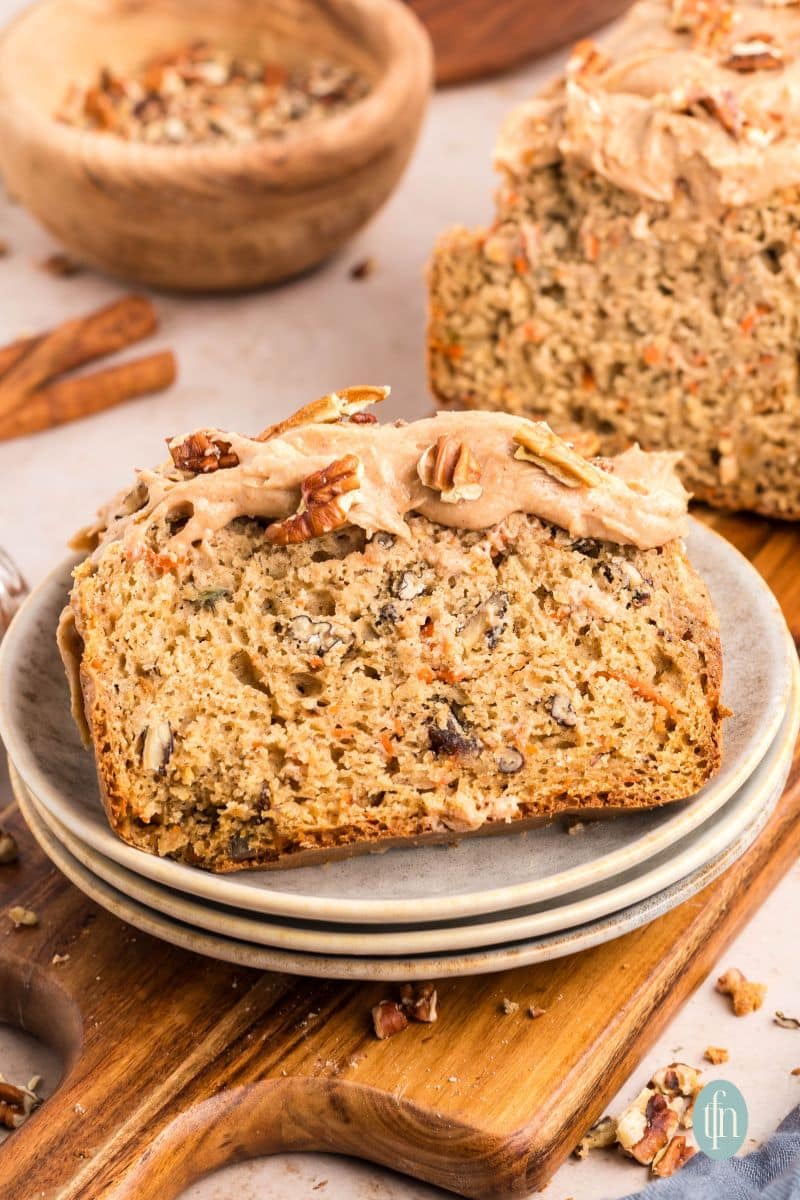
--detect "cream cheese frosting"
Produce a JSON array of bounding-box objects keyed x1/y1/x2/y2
[
  {"x1": 494, "y1": 0, "x2": 800, "y2": 212},
  {"x1": 82, "y1": 409, "x2": 688, "y2": 562}
]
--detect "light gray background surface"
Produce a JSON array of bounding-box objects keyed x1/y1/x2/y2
[{"x1": 0, "y1": 4, "x2": 798, "y2": 1195}]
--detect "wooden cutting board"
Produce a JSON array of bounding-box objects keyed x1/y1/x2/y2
[{"x1": 1, "y1": 509, "x2": 799, "y2": 1200}]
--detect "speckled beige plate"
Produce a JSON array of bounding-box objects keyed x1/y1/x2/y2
[
  {"x1": 13, "y1": 662, "x2": 798, "y2": 954},
  {"x1": 12, "y1": 683, "x2": 795, "y2": 979},
  {"x1": 0, "y1": 521, "x2": 795, "y2": 926}
]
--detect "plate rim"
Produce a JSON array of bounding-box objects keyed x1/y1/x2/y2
[
  {"x1": 11, "y1": 657, "x2": 800, "y2": 956},
  {"x1": 0, "y1": 519, "x2": 795, "y2": 924},
  {"x1": 14, "y1": 733, "x2": 787, "y2": 982}
]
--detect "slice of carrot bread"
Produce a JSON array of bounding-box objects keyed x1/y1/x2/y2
[
  {"x1": 59, "y1": 388, "x2": 724, "y2": 872},
  {"x1": 429, "y1": 0, "x2": 800, "y2": 518}
]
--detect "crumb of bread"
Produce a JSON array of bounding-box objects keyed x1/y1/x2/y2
[{"x1": 704, "y1": 1046, "x2": 729, "y2": 1064}]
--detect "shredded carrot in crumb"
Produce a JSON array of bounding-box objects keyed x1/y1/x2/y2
[
  {"x1": 379, "y1": 732, "x2": 396, "y2": 759},
  {"x1": 393, "y1": 718, "x2": 405, "y2": 737},
  {"x1": 739, "y1": 304, "x2": 771, "y2": 335},
  {"x1": 435, "y1": 667, "x2": 465, "y2": 684},
  {"x1": 308, "y1": 655, "x2": 324, "y2": 670},
  {"x1": 340, "y1": 792, "x2": 353, "y2": 806},
  {"x1": 581, "y1": 366, "x2": 596, "y2": 391},
  {"x1": 443, "y1": 342, "x2": 463, "y2": 360},
  {"x1": 584, "y1": 232, "x2": 599, "y2": 261},
  {"x1": 595, "y1": 670, "x2": 679, "y2": 720},
  {"x1": 417, "y1": 666, "x2": 434, "y2": 683},
  {"x1": 420, "y1": 618, "x2": 435, "y2": 640},
  {"x1": 642, "y1": 343, "x2": 663, "y2": 367},
  {"x1": 144, "y1": 547, "x2": 186, "y2": 575},
  {"x1": 521, "y1": 320, "x2": 544, "y2": 343},
  {"x1": 513, "y1": 255, "x2": 528, "y2": 275},
  {"x1": 333, "y1": 726, "x2": 357, "y2": 740}
]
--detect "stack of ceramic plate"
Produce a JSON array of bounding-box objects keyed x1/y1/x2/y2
[{"x1": 1, "y1": 522, "x2": 798, "y2": 981}]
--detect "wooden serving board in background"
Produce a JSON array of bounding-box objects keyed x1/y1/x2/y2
[
  {"x1": 409, "y1": 0, "x2": 632, "y2": 84},
  {"x1": 1, "y1": 510, "x2": 799, "y2": 1200}
]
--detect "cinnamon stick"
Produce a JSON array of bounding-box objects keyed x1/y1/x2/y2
[
  {"x1": 0, "y1": 295, "x2": 158, "y2": 418},
  {"x1": 0, "y1": 351, "x2": 176, "y2": 441}
]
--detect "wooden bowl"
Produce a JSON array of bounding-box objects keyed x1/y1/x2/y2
[
  {"x1": 409, "y1": 0, "x2": 631, "y2": 84},
  {"x1": 0, "y1": 0, "x2": 433, "y2": 291}
]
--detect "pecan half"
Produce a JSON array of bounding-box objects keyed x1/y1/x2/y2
[
  {"x1": 417, "y1": 436, "x2": 482, "y2": 503},
  {"x1": 724, "y1": 35, "x2": 787, "y2": 72},
  {"x1": 717, "y1": 967, "x2": 767, "y2": 1015},
  {"x1": 513, "y1": 424, "x2": 605, "y2": 488},
  {"x1": 400, "y1": 982, "x2": 438, "y2": 1023},
  {"x1": 372, "y1": 1000, "x2": 408, "y2": 1040},
  {"x1": 168, "y1": 432, "x2": 239, "y2": 473},
  {"x1": 256, "y1": 385, "x2": 390, "y2": 441},
  {"x1": 266, "y1": 455, "x2": 362, "y2": 546}
]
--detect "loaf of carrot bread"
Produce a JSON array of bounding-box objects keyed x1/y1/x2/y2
[
  {"x1": 429, "y1": 0, "x2": 800, "y2": 518},
  {"x1": 58, "y1": 387, "x2": 724, "y2": 872}
]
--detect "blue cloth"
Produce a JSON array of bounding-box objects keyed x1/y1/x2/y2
[{"x1": 619, "y1": 1106, "x2": 800, "y2": 1199}]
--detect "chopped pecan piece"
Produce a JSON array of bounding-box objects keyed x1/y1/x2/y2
[
  {"x1": 717, "y1": 967, "x2": 766, "y2": 1015},
  {"x1": 141, "y1": 721, "x2": 174, "y2": 776},
  {"x1": 513, "y1": 423, "x2": 606, "y2": 488},
  {"x1": 704, "y1": 1046, "x2": 729, "y2": 1064},
  {"x1": 417, "y1": 435, "x2": 483, "y2": 503},
  {"x1": 619, "y1": 1091, "x2": 680, "y2": 1165},
  {"x1": 496, "y1": 747, "x2": 524, "y2": 774},
  {"x1": 652, "y1": 1134, "x2": 696, "y2": 1178},
  {"x1": 775, "y1": 1011, "x2": 800, "y2": 1029},
  {"x1": 266, "y1": 455, "x2": 362, "y2": 546},
  {"x1": 168, "y1": 431, "x2": 239, "y2": 473},
  {"x1": 574, "y1": 1114, "x2": 617, "y2": 1159},
  {"x1": 670, "y1": 0, "x2": 734, "y2": 47},
  {"x1": 8, "y1": 906, "x2": 38, "y2": 928},
  {"x1": 400, "y1": 982, "x2": 438, "y2": 1023},
  {"x1": 680, "y1": 87, "x2": 744, "y2": 138},
  {"x1": 548, "y1": 694, "x2": 578, "y2": 728},
  {"x1": 724, "y1": 35, "x2": 787, "y2": 72},
  {"x1": 459, "y1": 591, "x2": 508, "y2": 650},
  {"x1": 372, "y1": 1000, "x2": 408, "y2": 1040},
  {"x1": 427, "y1": 709, "x2": 482, "y2": 758},
  {"x1": 256, "y1": 385, "x2": 389, "y2": 441},
  {"x1": 649, "y1": 1063, "x2": 703, "y2": 1100},
  {"x1": 0, "y1": 828, "x2": 18, "y2": 864},
  {"x1": 566, "y1": 39, "x2": 611, "y2": 79},
  {"x1": 0, "y1": 1076, "x2": 41, "y2": 1131}
]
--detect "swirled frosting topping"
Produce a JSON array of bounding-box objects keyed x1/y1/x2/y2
[
  {"x1": 495, "y1": 0, "x2": 800, "y2": 212},
  {"x1": 79, "y1": 400, "x2": 689, "y2": 562}
]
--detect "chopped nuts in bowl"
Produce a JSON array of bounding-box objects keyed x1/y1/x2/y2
[{"x1": 0, "y1": 0, "x2": 432, "y2": 291}]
